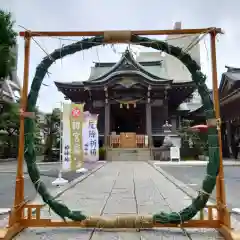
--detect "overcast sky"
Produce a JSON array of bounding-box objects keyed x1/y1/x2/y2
[{"x1": 1, "y1": 0, "x2": 239, "y2": 113}]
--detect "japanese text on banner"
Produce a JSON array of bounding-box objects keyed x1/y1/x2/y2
[
  {"x1": 70, "y1": 104, "x2": 84, "y2": 170},
  {"x1": 83, "y1": 118, "x2": 89, "y2": 158},
  {"x1": 88, "y1": 120, "x2": 97, "y2": 157}
]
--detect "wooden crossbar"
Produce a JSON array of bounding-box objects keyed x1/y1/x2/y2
[
  {"x1": 20, "y1": 204, "x2": 221, "y2": 229},
  {"x1": 19, "y1": 28, "x2": 223, "y2": 37}
]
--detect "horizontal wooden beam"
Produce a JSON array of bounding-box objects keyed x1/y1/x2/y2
[{"x1": 19, "y1": 28, "x2": 223, "y2": 38}]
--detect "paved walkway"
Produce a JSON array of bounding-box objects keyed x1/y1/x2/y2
[{"x1": 16, "y1": 162, "x2": 223, "y2": 239}]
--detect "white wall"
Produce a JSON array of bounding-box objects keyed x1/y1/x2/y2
[
  {"x1": 164, "y1": 34, "x2": 201, "y2": 82},
  {"x1": 137, "y1": 22, "x2": 201, "y2": 83}
]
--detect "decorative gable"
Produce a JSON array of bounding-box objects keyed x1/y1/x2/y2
[
  {"x1": 115, "y1": 56, "x2": 137, "y2": 71},
  {"x1": 113, "y1": 50, "x2": 140, "y2": 72}
]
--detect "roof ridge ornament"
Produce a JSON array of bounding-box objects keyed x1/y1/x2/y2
[{"x1": 225, "y1": 65, "x2": 240, "y2": 72}]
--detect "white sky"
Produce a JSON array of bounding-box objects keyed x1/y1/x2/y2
[{"x1": 1, "y1": 0, "x2": 239, "y2": 113}]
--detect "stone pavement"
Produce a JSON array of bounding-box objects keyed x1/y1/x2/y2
[{"x1": 15, "y1": 161, "x2": 223, "y2": 239}]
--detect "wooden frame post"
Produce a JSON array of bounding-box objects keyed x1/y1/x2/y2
[
  {"x1": 0, "y1": 32, "x2": 31, "y2": 240},
  {"x1": 14, "y1": 32, "x2": 31, "y2": 211},
  {"x1": 1, "y1": 27, "x2": 240, "y2": 240},
  {"x1": 210, "y1": 30, "x2": 228, "y2": 224},
  {"x1": 15, "y1": 31, "x2": 31, "y2": 209},
  {"x1": 209, "y1": 32, "x2": 237, "y2": 240}
]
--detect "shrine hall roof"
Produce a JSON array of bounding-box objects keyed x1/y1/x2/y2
[
  {"x1": 223, "y1": 66, "x2": 240, "y2": 81},
  {"x1": 88, "y1": 57, "x2": 164, "y2": 82},
  {"x1": 54, "y1": 49, "x2": 198, "y2": 91},
  {"x1": 86, "y1": 49, "x2": 172, "y2": 84},
  {"x1": 219, "y1": 66, "x2": 240, "y2": 100}
]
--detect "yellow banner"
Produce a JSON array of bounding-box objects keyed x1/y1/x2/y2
[{"x1": 69, "y1": 103, "x2": 84, "y2": 170}]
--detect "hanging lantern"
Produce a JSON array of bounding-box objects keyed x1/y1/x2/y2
[
  {"x1": 133, "y1": 103, "x2": 136, "y2": 108},
  {"x1": 120, "y1": 103, "x2": 123, "y2": 108},
  {"x1": 127, "y1": 104, "x2": 129, "y2": 109}
]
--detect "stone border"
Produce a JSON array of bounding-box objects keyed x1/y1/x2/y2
[
  {"x1": 153, "y1": 160, "x2": 240, "y2": 166},
  {"x1": 148, "y1": 161, "x2": 240, "y2": 231}
]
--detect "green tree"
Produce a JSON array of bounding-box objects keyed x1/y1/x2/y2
[
  {"x1": 0, "y1": 10, "x2": 17, "y2": 79},
  {"x1": 0, "y1": 102, "x2": 19, "y2": 157},
  {"x1": 34, "y1": 108, "x2": 44, "y2": 155},
  {"x1": 43, "y1": 108, "x2": 60, "y2": 161},
  {"x1": 0, "y1": 102, "x2": 41, "y2": 158},
  {"x1": 178, "y1": 119, "x2": 208, "y2": 159}
]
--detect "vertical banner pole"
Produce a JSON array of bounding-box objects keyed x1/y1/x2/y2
[
  {"x1": 59, "y1": 101, "x2": 63, "y2": 176},
  {"x1": 52, "y1": 101, "x2": 68, "y2": 186}
]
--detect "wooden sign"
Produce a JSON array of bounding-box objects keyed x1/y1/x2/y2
[{"x1": 19, "y1": 109, "x2": 35, "y2": 119}]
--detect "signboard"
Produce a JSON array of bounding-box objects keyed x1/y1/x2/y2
[{"x1": 170, "y1": 147, "x2": 180, "y2": 161}]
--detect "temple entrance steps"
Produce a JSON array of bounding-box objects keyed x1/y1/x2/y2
[{"x1": 106, "y1": 148, "x2": 151, "y2": 161}]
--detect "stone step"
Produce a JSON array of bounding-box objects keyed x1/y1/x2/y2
[{"x1": 106, "y1": 148, "x2": 151, "y2": 161}]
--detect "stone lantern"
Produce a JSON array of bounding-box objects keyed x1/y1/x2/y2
[
  {"x1": 162, "y1": 120, "x2": 172, "y2": 133},
  {"x1": 159, "y1": 121, "x2": 173, "y2": 161},
  {"x1": 162, "y1": 121, "x2": 173, "y2": 147}
]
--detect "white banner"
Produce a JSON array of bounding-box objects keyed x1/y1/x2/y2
[
  {"x1": 61, "y1": 107, "x2": 99, "y2": 171},
  {"x1": 82, "y1": 112, "x2": 99, "y2": 162},
  {"x1": 61, "y1": 103, "x2": 84, "y2": 171},
  {"x1": 82, "y1": 111, "x2": 91, "y2": 161}
]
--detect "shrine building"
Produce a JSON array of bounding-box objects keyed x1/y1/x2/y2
[
  {"x1": 55, "y1": 23, "x2": 202, "y2": 149},
  {"x1": 218, "y1": 66, "x2": 240, "y2": 158}
]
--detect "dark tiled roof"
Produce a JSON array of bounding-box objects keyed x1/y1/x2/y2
[
  {"x1": 224, "y1": 66, "x2": 240, "y2": 81},
  {"x1": 224, "y1": 72, "x2": 240, "y2": 81},
  {"x1": 86, "y1": 49, "x2": 172, "y2": 83}
]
